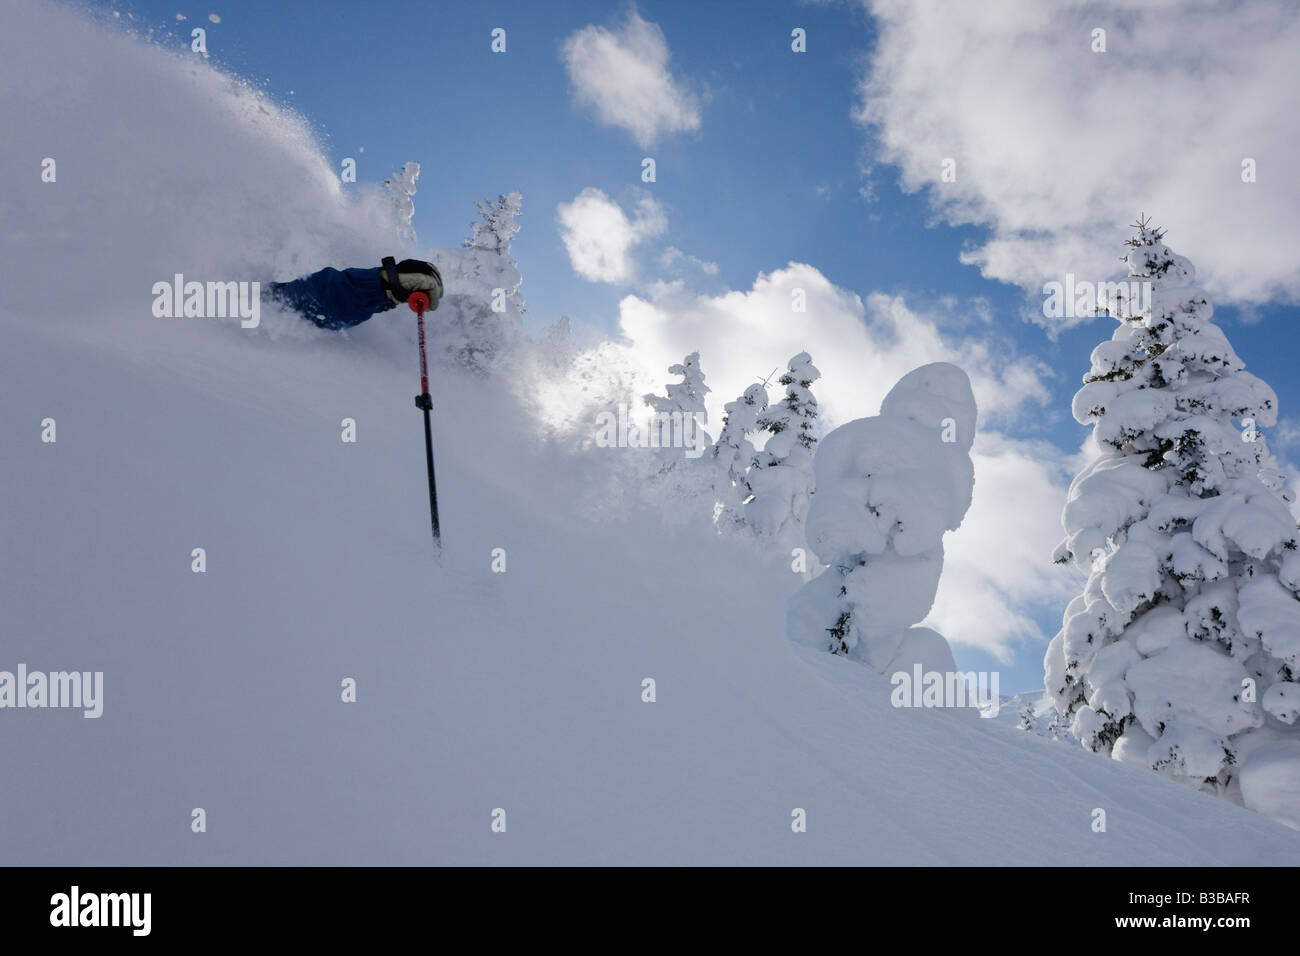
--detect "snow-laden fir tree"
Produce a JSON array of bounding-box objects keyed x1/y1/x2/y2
[
  {"x1": 430, "y1": 192, "x2": 526, "y2": 373},
  {"x1": 466, "y1": 191, "x2": 523, "y2": 257},
  {"x1": 711, "y1": 383, "x2": 769, "y2": 531},
  {"x1": 1046, "y1": 218, "x2": 1300, "y2": 823},
  {"x1": 640, "y1": 353, "x2": 714, "y2": 518},
  {"x1": 644, "y1": 351, "x2": 710, "y2": 444},
  {"x1": 787, "y1": 363, "x2": 978, "y2": 683},
  {"x1": 745, "y1": 352, "x2": 820, "y2": 539}
]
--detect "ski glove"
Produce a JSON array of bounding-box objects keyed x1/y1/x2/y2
[{"x1": 381, "y1": 258, "x2": 443, "y2": 310}]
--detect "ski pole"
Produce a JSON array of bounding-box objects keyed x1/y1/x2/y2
[{"x1": 407, "y1": 291, "x2": 441, "y2": 550}]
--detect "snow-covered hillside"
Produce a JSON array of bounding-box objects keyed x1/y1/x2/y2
[{"x1": 2, "y1": 0, "x2": 1299, "y2": 864}]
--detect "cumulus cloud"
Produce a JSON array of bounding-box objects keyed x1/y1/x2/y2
[
  {"x1": 557, "y1": 188, "x2": 667, "y2": 283},
  {"x1": 618, "y1": 264, "x2": 1050, "y2": 431},
  {"x1": 599, "y1": 262, "x2": 1068, "y2": 658},
  {"x1": 856, "y1": 0, "x2": 1300, "y2": 321},
  {"x1": 562, "y1": 11, "x2": 701, "y2": 147},
  {"x1": 929, "y1": 433, "x2": 1081, "y2": 661}
]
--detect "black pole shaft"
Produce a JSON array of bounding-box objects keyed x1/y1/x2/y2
[
  {"x1": 413, "y1": 303, "x2": 440, "y2": 552},
  {"x1": 422, "y1": 404, "x2": 441, "y2": 547}
]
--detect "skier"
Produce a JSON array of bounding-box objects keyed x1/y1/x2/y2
[{"x1": 267, "y1": 255, "x2": 443, "y2": 330}]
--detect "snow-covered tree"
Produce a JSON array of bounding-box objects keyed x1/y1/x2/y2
[
  {"x1": 1046, "y1": 219, "x2": 1300, "y2": 818},
  {"x1": 745, "y1": 352, "x2": 820, "y2": 539},
  {"x1": 787, "y1": 363, "x2": 977, "y2": 681},
  {"x1": 466, "y1": 191, "x2": 523, "y2": 257},
  {"x1": 430, "y1": 192, "x2": 525, "y2": 373},
  {"x1": 644, "y1": 351, "x2": 710, "y2": 442},
  {"x1": 711, "y1": 383, "x2": 769, "y2": 531},
  {"x1": 640, "y1": 353, "x2": 714, "y2": 517}
]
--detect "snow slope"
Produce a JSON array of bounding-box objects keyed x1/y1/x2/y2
[{"x1": 2, "y1": 0, "x2": 1300, "y2": 864}]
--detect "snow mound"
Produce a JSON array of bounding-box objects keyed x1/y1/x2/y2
[
  {"x1": 1240, "y1": 744, "x2": 1300, "y2": 830},
  {"x1": 790, "y1": 363, "x2": 979, "y2": 711}
]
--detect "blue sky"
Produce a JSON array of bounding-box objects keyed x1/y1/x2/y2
[
  {"x1": 116, "y1": 1, "x2": 980, "y2": 321},
  {"x1": 100, "y1": 0, "x2": 1300, "y2": 692}
]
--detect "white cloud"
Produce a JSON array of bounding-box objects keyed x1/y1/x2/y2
[
  {"x1": 928, "y1": 432, "x2": 1080, "y2": 662},
  {"x1": 661, "y1": 245, "x2": 719, "y2": 276},
  {"x1": 617, "y1": 264, "x2": 1050, "y2": 432},
  {"x1": 557, "y1": 188, "x2": 667, "y2": 284},
  {"x1": 562, "y1": 11, "x2": 701, "y2": 147},
  {"x1": 856, "y1": 0, "x2": 1300, "y2": 321},
  {"x1": 601, "y1": 262, "x2": 1069, "y2": 658},
  {"x1": 1270, "y1": 418, "x2": 1300, "y2": 455}
]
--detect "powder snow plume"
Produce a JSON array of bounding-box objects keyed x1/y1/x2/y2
[{"x1": 0, "y1": 0, "x2": 406, "y2": 322}]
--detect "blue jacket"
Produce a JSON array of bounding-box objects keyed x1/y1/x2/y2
[{"x1": 267, "y1": 266, "x2": 396, "y2": 330}]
